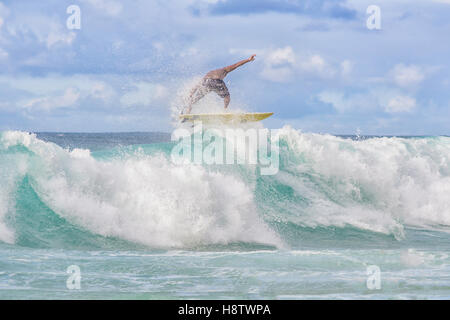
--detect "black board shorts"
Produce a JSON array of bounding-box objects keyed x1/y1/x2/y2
[{"x1": 201, "y1": 78, "x2": 230, "y2": 98}]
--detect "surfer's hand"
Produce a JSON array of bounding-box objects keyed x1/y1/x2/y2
[{"x1": 248, "y1": 54, "x2": 256, "y2": 61}]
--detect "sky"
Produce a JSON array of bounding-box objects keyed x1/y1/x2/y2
[{"x1": 0, "y1": 0, "x2": 450, "y2": 135}]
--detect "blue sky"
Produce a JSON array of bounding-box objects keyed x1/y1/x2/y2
[{"x1": 0, "y1": 0, "x2": 449, "y2": 134}]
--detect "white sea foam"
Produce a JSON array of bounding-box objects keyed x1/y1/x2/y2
[
  {"x1": 1, "y1": 128, "x2": 450, "y2": 246},
  {"x1": 272, "y1": 126, "x2": 450, "y2": 238},
  {"x1": 0, "y1": 194, "x2": 14, "y2": 244},
  {"x1": 0, "y1": 131, "x2": 282, "y2": 248}
]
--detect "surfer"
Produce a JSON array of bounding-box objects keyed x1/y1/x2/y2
[{"x1": 183, "y1": 54, "x2": 256, "y2": 114}]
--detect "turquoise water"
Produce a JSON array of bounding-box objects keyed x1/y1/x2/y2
[{"x1": 0, "y1": 129, "x2": 449, "y2": 299}]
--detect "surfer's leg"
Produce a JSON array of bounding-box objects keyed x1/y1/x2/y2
[
  {"x1": 223, "y1": 94, "x2": 230, "y2": 109},
  {"x1": 186, "y1": 84, "x2": 208, "y2": 113},
  {"x1": 186, "y1": 94, "x2": 201, "y2": 114}
]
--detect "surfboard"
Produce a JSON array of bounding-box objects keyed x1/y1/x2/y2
[{"x1": 179, "y1": 112, "x2": 273, "y2": 123}]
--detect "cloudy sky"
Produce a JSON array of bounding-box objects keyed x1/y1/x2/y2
[{"x1": 0, "y1": 0, "x2": 449, "y2": 134}]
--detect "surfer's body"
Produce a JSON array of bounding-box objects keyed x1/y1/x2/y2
[{"x1": 185, "y1": 55, "x2": 256, "y2": 114}]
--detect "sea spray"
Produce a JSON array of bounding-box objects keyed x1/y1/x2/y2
[{"x1": 171, "y1": 122, "x2": 280, "y2": 175}]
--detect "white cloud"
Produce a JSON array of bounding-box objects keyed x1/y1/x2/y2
[
  {"x1": 46, "y1": 30, "x2": 76, "y2": 48},
  {"x1": 153, "y1": 42, "x2": 164, "y2": 52},
  {"x1": 90, "y1": 82, "x2": 115, "y2": 101},
  {"x1": 340, "y1": 60, "x2": 353, "y2": 77},
  {"x1": 229, "y1": 47, "x2": 288, "y2": 81},
  {"x1": 0, "y1": 3, "x2": 9, "y2": 40},
  {"x1": 385, "y1": 95, "x2": 416, "y2": 113},
  {"x1": 317, "y1": 91, "x2": 374, "y2": 113},
  {"x1": 265, "y1": 46, "x2": 296, "y2": 66},
  {"x1": 228, "y1": 48, "x2": 265, "y2": 56},
  {"x1": 180, "y1": 46, "x2": 199, "y2": 57},
  {"x1": 317, "y1": 91, "x2": 347, "y2": 112},
  {"x1": 0, "y1": 74, "x2": 116, "y2": 112},
  {"x1": 232, "y1": 47, "x2": 342, "y2": 82},
  {"x1": 298, "y1": 54, "x2": 336, "y2": 78},
  {"x1": 0, "y1": 74, "x2": 114, "y2": 96},
  {"x1": 260, "y1": 46, "x2": 296, "y2": 82},
  {"x1": 0, "y1": 47, "x2": 7, "y2": 59},
  {"x1": 0, "y1": 3, "x2": 9, "y2": 19},
  {"x1": 24, "y1": 87, "x2": 80, "y2": 111},
  {"x1": 3, "y1": 14, "x2": 77, "y2": 49},
  {"x1": 300, "y1": 55, "x2": 325, "y2": 72},
  {"x1": 80, "y1": 0, "x2": 123, "y2": 16},
  {"x1": 259, "y1": 47, "x2": 337, "y2": 82},
  {"x1": 120, "y1": 82, "x2": 168, "y2": 107},
  {"x1": 260, "y1": 66, "x2": 294, "y2": 83},
  {"x1": 391, "y1": 64, "x2": 424, "y2": 87},
  {"x1": 318, "y1": 88, "x2": 417, "y2": 114}
]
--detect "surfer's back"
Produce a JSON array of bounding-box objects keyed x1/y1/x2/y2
[{"x1": 204, "y1": 68, "x2": 228, "y2": 80}]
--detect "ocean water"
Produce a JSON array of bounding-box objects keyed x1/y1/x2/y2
[{"x1": 0, "y1": 128, "x2": 449, "y2": 299}]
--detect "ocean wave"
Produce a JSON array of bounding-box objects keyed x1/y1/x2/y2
[
  {"x1": 259, "y1": 127, "x2": 450, "y2": 240},
  {"x1": 1, "y1": 128, "x2": 450, "y2": 248},
  {"x1": 0, "y1": 131, "x2": 281, "y2": 248}
]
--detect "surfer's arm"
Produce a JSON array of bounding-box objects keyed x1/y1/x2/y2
[{"x1": 223, "y1": 55, "x2": 256, "y2": 73}]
